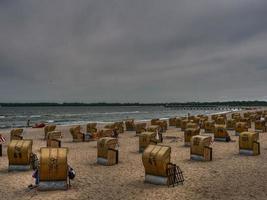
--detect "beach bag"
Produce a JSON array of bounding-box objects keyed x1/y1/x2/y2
[{"x1": 68, "y1": 167, "x2": 76, "y2": 180}]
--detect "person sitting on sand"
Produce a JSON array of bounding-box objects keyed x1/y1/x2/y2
[
  {"x1": 32, "y1": 168, "x2": 40, "y2": 185},
  {"x1": 28, "y1": 153, "x2": 40, "y2": 189}
]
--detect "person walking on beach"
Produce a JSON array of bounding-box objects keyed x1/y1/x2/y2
[{"x1": 27, "y1": 119, "x2": 30, "y2": 127}]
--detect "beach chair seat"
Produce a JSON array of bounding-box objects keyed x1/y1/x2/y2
[
  {"x1": 44, "y1": 125, "x2": 56, "y2": 140},
  {"x1": 239, "y1": 132, "x2": 260, "y2": 156},
  {"x1": 235, "y1": 122, "x2": 248, "y2": 136},
  {"x1": 204, "y1": 121, "x2": 215, "y2": 133},
  {"x1": 240, "y1": 118, "x2": 251, "y2": 128},
  {"x1": 97, "y1": 137, "x2": 119, "y2": 166},
  {"x1": 7, "y1": 139, "x2": 33, "y2": 171},
  {"x1": 184, "y1": 128, "x2": 200, "y2": 146},
  {"x1": 139, "y1": 132, "x2": 157, "y2": 153},
  {"x1": 175, "y1": 118, "x2": 182, "y2": 128},
  {"x1": 214, "y1": 125, "x2": 231, "y2": 142},
  {"x1": 190, "y1": 135, "x2": 212, "y2": 161},
  {"x1": 38, "y1": 147, "x2": 69, "y2": 190},
  {"x1": 125, "y1": 119, "x2": 135, "y2": 131},
  {"x1": 47, "y1": 139, "x2": 61, "y2": 148},
  {"x1": 135, "y1": 123, "x2": 147, "y2": 136},
  {"x1": 226, "y1": 119, "x2": 236, "y2": 130},
  {"x1": 152, "y1": 120, "x2": 168, "y2": 132},
  {"x1": 215, "y1": 117, "x2": 225, "y2": 125},
  {"x1": 142, "y1": 145, "x2": 172, "y2": 185},
  {"x1": 86, "y1": 123, "x2": 97, "y2": 134},
  {"x1": 99, "y1": 128, "x2": 115, "y2": 138},
  {"x1": 169, "y1": 117, "x2": 177, "y2": 127},
  {"x1": 151, "y1": 118, "x2": 160, "y2": 125},
  {"x1": 47, "y1": 131, "x2": 62, "y2": 140},
  {"x1": 10, "y1": 128, "x2": 23, "y2": 140},
  {"x1": 255, "y1": 120, "x2": 266, "y2": 132},
  {"x1": 69, "y1": 126, "x2": 85, "y2": 142}
]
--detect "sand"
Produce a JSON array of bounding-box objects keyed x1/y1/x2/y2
[{"x1": 1, "y1": 117, "x2": 267, "y2": 200}]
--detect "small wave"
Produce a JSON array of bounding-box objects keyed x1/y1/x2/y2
[
  {"x1": 0, "y1": 125, "x2": 10, "y2": 129},
  {"x1": 160, "y1": 117, "x2": 169, "y2": 120},
  {"x1": 46, "y1": 120, "x2": 55, "y2": 123},
  {"x1": 49, "y1": 111, "x2": 142, "y2": 118},
  {"x1": 0, "y1": 116, "x2": 5, "y2": 119},
  {"x1": 9, "y1": 115, "x2": 28, "y2": 118},
  {"x1": 101, "y1": 111, "x2": 141, "y2": 115},
  {"x1": 214, "y1": 110, "x2": 232, "y2": 115},
  {"x1": 30, "y1": 115, "x2": 41, "y2": 118}
]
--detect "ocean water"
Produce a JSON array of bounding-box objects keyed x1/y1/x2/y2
[{"x1": 0, "y1": 106, "x2": 233, "y2": 129}]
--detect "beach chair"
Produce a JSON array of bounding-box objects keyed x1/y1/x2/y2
[
  {"x1": 190, "y1": 135, "x2": 212, "y2": 161},
  {"x1": 47, "y1": 131, "x2": 62, "y2": 140},
  {"x1": 0, "y1": 134, "x2": 6, "y2": 156},
  {"x1": 7, "y1": 139, "x2": 33, "y2": 171},
  {"x1": 244, "y1": 112, "x2": 252, "y2": 118},
  {"x1": 135, "y1": 123, "x2": 147, "y2": 136},
  {"x1": 235, "y1": 122, "x2": 248, "y2": 136},
  {"x1": 142, "y1": 145, "x2": 184, "y2": 186},
  {"x1": 147, "y1": 125, "x2": 161, "y2": 133},
  {"x1": 184, "y1": 127, "x2": 200, "y2": 146},
  {"x1": 240, "y1": 118, "x2": 251, "y2": 128},
  {"x1": 181, "y1": 119, "x2": 189, "y2": 131},
  {"x1": 214, "y1": 125, "x2": 231, "y2": 142},
  {"x1": 114, "y1": 121, "x2": 124, "y2": 133},
  {"x1": 46, "y1": 131, "x2": 62, "y2": 148},
  {"x1": 199, "y1": 116, "x2": 208, "y2": 129},
  {"x1": 215, "y1": 117, "x2": 225, "y2": 125},
  {"x1": 175, "y1": 118, "x2": 182, "y2": 128},
  {"x1": 98, "y1": 128, "x2": 115, "y2": 138},
  {"x1": 226, "y1": 119, "x2": 236, "y2": 130},
  {"x1": 38, "y1": 147, "x2": 69, "y2": 190},
  {"x1": 151, "y1": 118, "x2": 160, "y2": 125},
  {"x1": 146, "y1": 125, "x2": 163, "y2": 142},
  {"x1": 249, "y1": 113, "x2": 260, "y2": 122},
  {"x1": 139, "y1": 132, "x2": 157, "y2": 153},
  {"x1": 186, "y1": 122, "x2": 199, "y2": 129},
  {"x1": 10, "y1": 128, "x2": 23, "y2": 140},
  {"x1": 153, "y1": 120, "x2": 168, "y2": 132},
  {"x1": 232, "y1": 113, "x2": 241, "y2": 121},
  {"x1": 69, "y1": 126, "x2": 85, "y2": 142},
  {"x1": 97, "y1": 137, "x2": 119, "y2": 166},
  {"x1": 105, "y1": 122, "x2": 124, "y2": 134},
  {"x1": 255, "y1": 120, "x2": 266, "y2": 132},
  {"x1": 44, "y1": 125, "x2": 56, "y2": 140},
  {"x1": 204, "y1": 120, "x2": 215, "y2": 133},
  {"x1": 211, "y1": 114, "x2": 219, "y2": 121},
  {"x1": 169, "y1": 117, "x2": 177, "y2": 127},
  {"x1": 86, "y1": 123, "x2": 97, "y2": 134},
  {"x1": 125, "y1": 119, "x2": 135, "y2": 131},
  {"x1": 239, "y1": 132, "x2": 260, "y2": 156}
]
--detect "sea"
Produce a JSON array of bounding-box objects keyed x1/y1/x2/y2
[{"x1": 0, "y1": 106, "x2": 236, "y2": 129}]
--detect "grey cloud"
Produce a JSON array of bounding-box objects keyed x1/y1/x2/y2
[{"x1": 0, "y1": 0, "x2": 267, "y2": 102}]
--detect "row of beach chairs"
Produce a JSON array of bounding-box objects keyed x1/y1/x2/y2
[{"x1": 1, "y1": 109, "x2": 266, "y2": 190}]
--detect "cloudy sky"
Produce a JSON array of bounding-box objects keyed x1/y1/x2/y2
[{"x1": 1, "y1": 0, "x2": 267, "y2": 103}]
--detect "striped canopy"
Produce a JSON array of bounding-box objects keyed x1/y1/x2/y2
[{"x1": 0, "y1": 134, "x2": 6, "y2": 143}]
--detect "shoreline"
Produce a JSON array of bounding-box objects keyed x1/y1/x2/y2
[{"x1": 0, "y1": 108, "x2": 239, "y2": 132}]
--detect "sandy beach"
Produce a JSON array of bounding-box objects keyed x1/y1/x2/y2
[{"x1": 1, "y1": 113, "x2": 267, "y2": 200}]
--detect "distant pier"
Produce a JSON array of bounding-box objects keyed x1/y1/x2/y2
[{"x1": 164, "y1": 104, "x2": 242, "y2": 111}]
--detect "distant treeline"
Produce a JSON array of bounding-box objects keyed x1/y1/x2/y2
[{"x1": 1, "y1": 101, "x2": 267, "y2": 107}]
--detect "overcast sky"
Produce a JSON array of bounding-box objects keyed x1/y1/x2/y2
[{"x1": 1, "y1": 0, "x2": 267, "y2": 103}]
